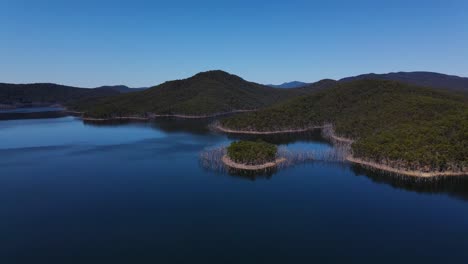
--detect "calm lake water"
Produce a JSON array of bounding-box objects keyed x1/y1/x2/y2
[{"x1": 0, "y1": 114, "x2": 467, "y2": 263}]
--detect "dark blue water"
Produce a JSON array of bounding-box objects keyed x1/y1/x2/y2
[{"x1": 1, "y1": 116, "x2": 467, "y2": 263}]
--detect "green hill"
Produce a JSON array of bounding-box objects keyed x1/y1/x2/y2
[
  {"x1": 77, "y1": 70, "x2": 328, "y2": 118},
  {"x1": 220, "y1": 79, "x2": 468, "y2": 173},
  {"x1": 0, "y1": 83, "x2": 121, "y2": 107},
  {"x1": 340, "y1": 71, "x2": 468, "y2": 93}
]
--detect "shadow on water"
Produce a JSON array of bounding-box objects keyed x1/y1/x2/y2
[
  {"x1": 84, "y1": 118, "x2": 330, "y2": 145},
  {"x1": 151, "y1": 118, "x2": 214, "y2": 134},
  {"x1": 83, "y1": 117, "x2": 214, "y2": 135},
  {"x1": 351, "y1": 165, "x2": 468, "y2": 201}
]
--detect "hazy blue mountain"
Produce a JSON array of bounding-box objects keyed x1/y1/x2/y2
[
  {"x1": 340, "y1": 71, "x2": 468, "y2": 93},
  {"x1": 267, "y1": 81, "x2": 310, "y2": 88},
  {"x1": 94, "y1": 85, "x2": 148, "y2": 93}
]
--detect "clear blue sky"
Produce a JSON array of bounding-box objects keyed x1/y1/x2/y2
[{"x1": 1, "y1": 0, "x2": 467, "y2": 87}]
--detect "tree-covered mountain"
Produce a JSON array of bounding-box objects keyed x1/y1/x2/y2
[
  {"x1": 0, "y1": 83, "x2": 147, "y2": 108},
  {"x1": 296, "y1": 79, "x2": 337, "y2": 93},
  {"x1": 0, "y1": 83, "x2": 122, "y2": 107},
  {"x1": 269, "y1": 71, "x2": 468, "y2": 93},
  {"x1": 76, "y1": 70, "x2": 320, "y2": 118},
  {"x1": 267, "y1": 81, "x2": 310, "y2": 88},
  {"x1": 340, "y1": 71, "x2": 468, "y2": 93},
  {"x1": 221, "y1": 79, "x2": 468, "y2": 173}
]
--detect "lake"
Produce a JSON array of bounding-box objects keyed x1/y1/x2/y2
[{"x1": 0, "y1": 114, "x2": 467, "y2": 263}]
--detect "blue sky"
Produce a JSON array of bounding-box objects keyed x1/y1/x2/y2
[{"x1": 1, "y1": 0, "x2": 467, "y2": 87}]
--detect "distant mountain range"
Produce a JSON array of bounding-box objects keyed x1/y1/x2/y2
[
  {"x1": 339, "y1": 72, "x2": 468, "y2": 93},
  {"x1": 271, "y1": 71, "x2": 468, "y2": 93},
  {"x1": 0, "y1": 83, "x2": 147, "y2": 108},
  {"x1": 267, "y1": 81, "x2": 310, "y2": 89},
  {"x1": 1, "y1": 71, "x2": 466, "y2": 112},
  {"x1": 0, "y1": 83, "x2": 118, "y2": 108}
]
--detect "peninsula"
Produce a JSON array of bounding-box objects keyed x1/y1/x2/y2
[
  {"x1": 219, "y1": 79, "x2": 468, "y2": 177},
  {"x1": 3, "y1": 70, "x2": 467, "y2": 177}
]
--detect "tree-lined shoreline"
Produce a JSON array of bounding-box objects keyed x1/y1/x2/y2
[
  {"x1": 3, "y1": 71, "x2": 466, "y2": 178},
  {"x1": 219, "y1": 80, "x2": 467, "y2": 177},
  {"x1": 78, "y1": 110, "x2": 255, "y2": 121},
  {"x1": 214, "y1": 123, "x2": 467, "y2": 177}
]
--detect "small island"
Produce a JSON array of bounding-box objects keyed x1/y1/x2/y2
[{"x1": 222, "y1": 140, "x2": 286, "y2": 170}]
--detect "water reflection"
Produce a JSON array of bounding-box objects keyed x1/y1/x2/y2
[
  {"x1": 151, "y1": 118, "x2": 214, "y2": 134},
  {"x1": 226, "y1": 167, "x2": 277, "y2": 181},
  {"x1": 2, "y1": 112, "x2": 468, "y2": 263},
  {"x1": 201, "y1": 167, "x2": 277, "y2": 181},
  {"x1": 351, "y1": 165, "x2": 468, "y2": 201},
  {"x1": 5, "y1": 112, "x2": 468, "y2": 201},
  {"x1": 83, "y1": 117, "x2": 214, "y2": 135},
  {"x1": 84, "y1": 118, "x2": 331, "y2": 145}
]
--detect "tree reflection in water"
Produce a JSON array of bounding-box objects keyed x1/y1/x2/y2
[{"x1": 351, "y1": 165, "x2": 468, "y2": 201}]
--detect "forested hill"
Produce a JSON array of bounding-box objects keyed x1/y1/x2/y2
[
  {"x1": 221, "y1": 79, "x2": 468, "y2": 173},
  {"x1": 340, "y1": 71, "x2": 468, "y2": 93},
  {"x1": 296, "y1": 79, "x2": 337, "y2": 93},
  {"x1": 0, "y1": 83, "x2": 143, "y2": 107},
  {"x1": 77, "y1": 70, "x2": 326, "y2": 118}
]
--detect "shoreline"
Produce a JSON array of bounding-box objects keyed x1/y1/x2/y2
[
  {"x1": 64, "y1": 110, "x2": 84, "y2": 115},
  {"x1": 215, "y1": 124, "x2": 466, "y2": 178},
  {"x1": 82, "y1": 116, "x2": 150, "y2": 121},
  {"x1": 79, "y1": 110, "x2": 255, "y2": 121},
  {"x1": 347, "y1": 156, "x2": 467, "y2": 178},
  {"x1": 222, "y1": 155, "x2": 286, "y2": 171},
  {"x1": 214, "y1": 124, "x2": 324, "y2": 135},
  {"x1": 329, "y1": 134, "x2": 354, "y2": 144}
]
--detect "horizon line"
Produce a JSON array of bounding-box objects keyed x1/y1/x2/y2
[{"x1": 1, "y1": 70, "x2": 467, "y2": 89}]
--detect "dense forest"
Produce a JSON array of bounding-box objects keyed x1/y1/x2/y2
[
  {"x1": 227, "y1": 140, "x2": 278, "y2": 165},
  {"x1": 221, "y1": 80, "x2": 468, "y2": 173},
  {"x1": 75, "y1": 71, "x2": 336, "y2": 118},
  {"x1": 0, "y1": 83, "x2": 127, "y2": 107},
  {"x1": 340, "y1": 71, "x2": 468, "y2": 93}
]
